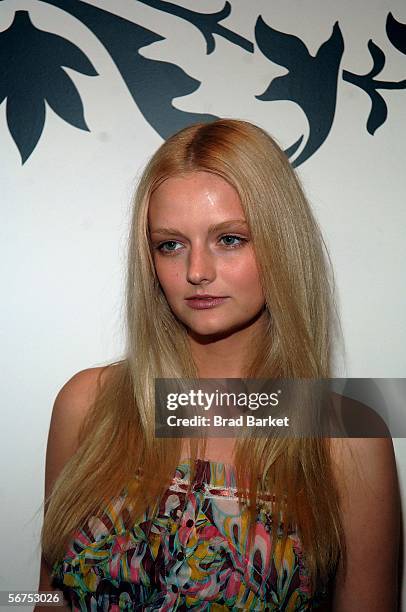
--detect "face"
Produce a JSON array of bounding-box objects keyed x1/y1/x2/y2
[{"x1": 148, "y1": 171, "x2": 266, "y2": 339}]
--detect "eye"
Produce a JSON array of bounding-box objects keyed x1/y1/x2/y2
[
  {"x1": 219, "y1": 235, "x2": 247, "y2": 248},
  {"x1": 155, "y1": 240, "x2": 182, "y2": 254}
]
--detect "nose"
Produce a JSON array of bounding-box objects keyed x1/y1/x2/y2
[{"x1": 186, "y1": 244, "x2": 216, "y2": 285}]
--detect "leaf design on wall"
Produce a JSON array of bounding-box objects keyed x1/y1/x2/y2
[
  {"x1": 343, "y1": 41, "x2": 387, "y2": 135},
  {"x1": 3, "y1": 3, "x2": 404, "y2": 165},
  {"x1": 386, "y1": 12, "x2": 406, "y2": 55},
  {"x1": 136, "y1": 0, "x2": 253, "y2": 54},
  {"x1": 43, "y1": 0, "x2": 218, "y2": 141},
  {"x1": 343, "y1": 38, "x2": 406, "y2": 135},
  {"x1": 255, "y1": 17, "x2": 344, "y2": 167},
  {"x1": 0, "y1": 10, "x2": 98, "y2": 163}
]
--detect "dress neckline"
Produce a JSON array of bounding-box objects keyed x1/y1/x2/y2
[
  {"x1": 176, "y1": 457, "x2": 237, "y2": 489},
  {"x1": 179, "y1": 457, "x2": 236, "y2": 470},
  {"x1": 173, "y1": 458, "x2": 275, "y2": 504}
]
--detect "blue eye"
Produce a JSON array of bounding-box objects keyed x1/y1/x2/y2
[
  {"x1": 156, "y1": 240, "x2": 181, "y2": 253},
  {"x1": 220, "y1": 235, "x2": 246, "y2": 248}
]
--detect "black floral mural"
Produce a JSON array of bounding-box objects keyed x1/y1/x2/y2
[{"x1": 1, "y1": 1, "x2": 405, "y2": 165}]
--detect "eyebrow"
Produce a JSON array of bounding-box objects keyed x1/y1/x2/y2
[{"x1": 149, "y1": 219, "x2": 249, "y2": 236}]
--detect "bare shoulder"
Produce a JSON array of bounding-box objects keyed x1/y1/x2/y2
[
  {"x1": 327, "y1": 391, "x2": 397, "y2": 488},
  {"x1": 329, "y1": 435, "x2": 400, "y2": 523},
  {"x1": 329, "y1": 436, "x2": 398, "y2": 479},
  {"x1": 44, "y1": 366, "x2": 109, "y2": 500},
  {"x1": 53, "y1": 366, "x2": 107, "y2": 416},
  {"x1": 50, "y1": 366, "x2": 107, "y2": 442},
  {"x1": 328, "y1": 390, "x2": 390, "y2": 437},
  {"x1": 328, "y1": 436, "x2": 401, "y2": 610}
]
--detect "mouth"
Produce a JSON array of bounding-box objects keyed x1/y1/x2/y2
[{"x1": 185, "y1": 296, "x2": 229, "y2": 310}]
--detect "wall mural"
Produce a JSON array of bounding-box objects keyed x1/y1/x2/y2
[{"x1": 1, "y1": 1, "x2": 405, "y2": 166}]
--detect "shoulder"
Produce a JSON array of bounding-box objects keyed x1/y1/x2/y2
[
  {"x1": 53, "y1": 366, "x2": 107, "y2": 415},
  {"x1": 330, "y1": 430, "x2": 396, "y2": 468},
  {"x1": 327, "y1": 393, "x2": 398, "y2": 511},
  {"x1": 328, "y1": 436, "x2": 400, "y2": 609},
  {"x1": 329, "y1": 434, "x2": 400, "y2": 524},
  {"x1": 49, "y1": 366, "x2": 108, "y2": 438},
  {"x1": 44, "y1": 366, "x2": 110, "y2": 499},
  {"x1": 328, "y1": 390, "x2": 391, "y2": 437},
  {"x1": 329, "y1": 436, "x2": 400, "y2": 512}
]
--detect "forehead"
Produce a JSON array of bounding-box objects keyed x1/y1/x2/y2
[{"x1": 148, "y1": 171, "x2": 245, "y2": 225}]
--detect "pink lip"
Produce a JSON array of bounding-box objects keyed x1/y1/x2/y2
[{"x1": 185, "y1": 297, "x2": 229, "y2": 309}]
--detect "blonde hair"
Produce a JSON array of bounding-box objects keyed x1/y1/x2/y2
[{"x1": 41, "y1": 119, "x2": 344, "y2": 594}]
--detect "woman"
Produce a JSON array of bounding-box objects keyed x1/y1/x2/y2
[{"x1": 38, "y1": 119, "x2": 400, "y2": 610}]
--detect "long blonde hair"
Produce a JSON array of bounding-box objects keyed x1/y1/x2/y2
[{"x1": 41, "y1": 118, "x2": 344, "y2": 594}]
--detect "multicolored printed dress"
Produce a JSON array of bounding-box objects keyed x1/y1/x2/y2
[{"x1": 51, "y1": 459, "x2": 330, "y2": 610}]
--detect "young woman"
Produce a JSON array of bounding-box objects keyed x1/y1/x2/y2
[{"x1": 38, "y1": 119, "x2": 400, "y2": 610}]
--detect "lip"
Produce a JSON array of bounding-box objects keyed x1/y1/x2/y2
[
  {"x1": 185, "y1": 296, "x2": 229, "y2": 310},
  {"x1": 185, "y1": 294, "x2": 226, "y2": 299}
]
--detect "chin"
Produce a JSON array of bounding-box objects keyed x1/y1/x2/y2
[
  {"x1": 187, "y1": 322, "x2": 225, "y2": 335},
  {"x1": 187, "y1": 319, "x2": 248, "y2": 340}
]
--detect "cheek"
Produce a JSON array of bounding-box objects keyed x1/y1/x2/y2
[
  {"x1": 226, "y1": 256, "x2": 263, "y2": 292},
  {"x1": 154, "y1": 258, "x2": 182, "y2": 292},
  {"x1": 245, "y1": 269, "x2": 264, "y2": 304},
  {"x1": 241, "y1": 265, "x2": 265, "y2": 311}
]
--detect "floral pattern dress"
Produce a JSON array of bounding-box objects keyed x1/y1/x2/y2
[{"x1": 51, "y1": 459, "x2": 330, "y2": 610}]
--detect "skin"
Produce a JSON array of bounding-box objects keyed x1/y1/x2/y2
[{"x1": 148, "y1": 170, "x2": 268, "y2": 380}]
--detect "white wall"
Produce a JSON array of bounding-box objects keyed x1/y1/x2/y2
[{"x1": 1, "y1": 0, "x2": 405, "y2": 607}]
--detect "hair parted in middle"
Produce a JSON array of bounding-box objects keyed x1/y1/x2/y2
[{"x1": 41, "y1": 118, "x2": 344, "y2": 595}]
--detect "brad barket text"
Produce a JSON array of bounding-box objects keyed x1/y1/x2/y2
[{"x1": 166, "y1": 414, "x2": 290, "y2": 427}]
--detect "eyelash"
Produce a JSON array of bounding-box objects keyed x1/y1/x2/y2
[{"x1": 155, "y1": 235, "x2": 248, "y2": 255}]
